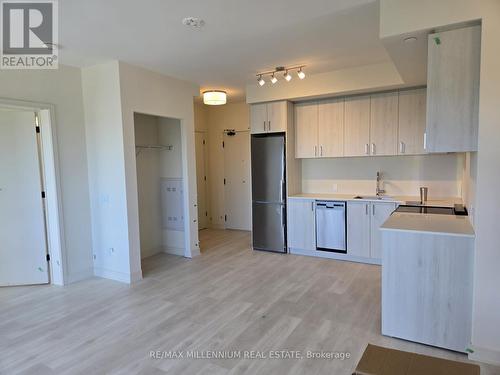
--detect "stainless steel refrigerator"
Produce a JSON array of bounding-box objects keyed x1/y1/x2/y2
[{"x1": 251, "y1": 134, "x2": 286, "y2": 253}]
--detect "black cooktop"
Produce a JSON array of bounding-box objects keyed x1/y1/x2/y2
[{"x1": 395, "y1": 205, "x2": 457, "y2": 215}]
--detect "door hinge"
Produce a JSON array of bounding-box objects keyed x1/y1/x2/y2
[
  {"x1": 205, "y1": 211, "x2": 208, "y2": 217},
  {"x1": 35, "y1": 126, "x2": 40, "y2": 133},
  {"x1": 223, "y1": 178, "x2": 226, "y2": 185},
  {"x1": 222, "y1": 141, "x2": 225, "y2": 148},
  {"x1": 41, "y1": 191, "x2": 46, "y2": 198},
  {"x1": 204, "y1": 176, "x2": 206, "y2": 181},
  {"x1": 46, "y1": 254, "x2": 50, "y2": 262},
  {"x1": 224, "y1": 214, "x2": 227, "y2": 222},
  {"x1": 203, "y1": 139, "x2": 206, "y2": 145}
]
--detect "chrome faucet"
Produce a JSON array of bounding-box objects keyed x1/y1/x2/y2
[{"x1": 376, "y1": 171, "x2": 386, "y2": 196}]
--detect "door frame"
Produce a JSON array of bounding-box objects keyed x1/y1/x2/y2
[
  {"x1": 0, "y1": 98, "x2": 65, "y2": 285},
  {"x1": 194, "y1": 130, "x2": 209, "y2": 230}
]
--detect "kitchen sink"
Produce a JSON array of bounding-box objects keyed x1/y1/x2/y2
[{"x1": 353, "y1": 195, "x2": 395, "y2": 201}]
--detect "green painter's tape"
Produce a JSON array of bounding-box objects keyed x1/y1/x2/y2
[
  {"x1": 434, "y1": 36, "x2": 441, "y2": 45},
  {"x1": 38, "y1": 267, "x2": 44, "y2": 272},
  {"x1": 466, "y1": 347, "x2": 474, "y2": 354}
]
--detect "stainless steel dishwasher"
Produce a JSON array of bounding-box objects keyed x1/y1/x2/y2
[{"x1": 315, "y1": 201, "x2": 347, "y2": 253}]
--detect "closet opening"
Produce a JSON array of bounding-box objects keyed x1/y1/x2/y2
[{"x1": 133, "y1": 113, "x2": 185, "y2": 276}]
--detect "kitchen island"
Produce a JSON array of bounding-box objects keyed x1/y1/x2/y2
[{"x1": 380, "y1": 211, "x2": 475, "y2": 353}]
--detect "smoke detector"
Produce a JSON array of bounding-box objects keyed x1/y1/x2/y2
[{"x1": 182, "y1": 17, "x2": 205, "y2": 28}]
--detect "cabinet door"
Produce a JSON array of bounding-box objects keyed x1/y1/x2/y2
[
  {"x1": 295, "y1": 102, "x2": 318, "y2": 158},
  {"x1": 250, "y1": 103, "x2": 268, "y2": 134},
  {"x1": 347, "y1": 201, "x2": 371, "y2": 258},
  {"x1": 344, "y1": 96, "x2": 370, "y2": 157},
  {"x1": 398, "y1": 88, "x2": 427, "y2": 155},
  {"x1": 370, "y1": 202, "x2": 396, "y2": 260},
  {"x1": 370, "y1": 92, "x2": 398, "y2": 156},
  {"x1": 287, "y1": 199, "x2": 315, "y2": 251},
  {"x1": 318, "y1": 98, "x2": 344, "y2": 157},
  {"x1": 426, "y1": 25, "x2": 480, "y2": 152},
  {"x1": 267, "y1": 101, "x2": 288, "y2": 133}
]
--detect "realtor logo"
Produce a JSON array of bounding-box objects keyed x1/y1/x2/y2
[{"x1": 1, "y1": 0, "x2": 58, "y2": 69}]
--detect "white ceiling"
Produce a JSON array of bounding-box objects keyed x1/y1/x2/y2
[{"x1": 60, "y1": 0, "x2": 393, "y2": 100}]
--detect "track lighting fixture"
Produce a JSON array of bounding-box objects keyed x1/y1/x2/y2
[
  {"x1": 297, "y1": 68, "x2": 305, "y2": 79},
  {"x1": 255, "y1": 65, "x2": 305, "y2": 87}
]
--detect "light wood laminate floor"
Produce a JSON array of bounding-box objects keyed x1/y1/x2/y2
[{"x1": 1, "y1": 229, "x2": 498, "y2": 374}]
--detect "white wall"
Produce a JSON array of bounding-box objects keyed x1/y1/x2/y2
[
  {"x1": 380, "y1": 0, "x2": 500, "y2": 364},
  {"x1": 302, "y1": 154, "x2": 464, "y2": 198},
  {"x1": 158, "y1": 117, "x2": 185, "y2": 254},
  {"x1": 82, "y1": 61, "x2": 132, "y2": 282},
  {"x1": 134, "y1": 113, "x2": 162, "y2": 259},
  {"x1": 0, "y1": 65, "x2": 93, "y2": 283},
  {"x1": 118, "y1": 62, "x2": 200, "y2": 282}
]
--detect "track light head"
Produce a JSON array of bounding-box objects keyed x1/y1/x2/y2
[
  {"x1": 284, "y1": 71, "x2": 292, "y2": 81},
  {"x1": 270, "y1": 74, "x2": 278, "y2": 84},
  {"x1": 297, "y1": 68, "x2": 305, "y2": 80},
  {"x1": 258, "y1": 75, "x2": 265, "y2": 86}
]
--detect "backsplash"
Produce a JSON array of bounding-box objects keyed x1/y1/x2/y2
[{"x1": 301, "y1": 153, "x2": 464, "y2": 198}]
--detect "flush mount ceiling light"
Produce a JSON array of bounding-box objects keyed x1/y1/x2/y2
[
  {"x1": 182, "y1": 17, "x2": 205, "y2": 28},
  {"x1": 403, "y1": 36, "x2": 418, "y2": 43},
  {"x1": 203, "y1": 90, "x2": 227, "y2": 105},
  {"x1": 255, "y1": 65, "x2": 306, "y2": 86}
]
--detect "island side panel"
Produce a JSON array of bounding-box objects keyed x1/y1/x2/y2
[{"x1": 381, "y1": 230, "x2": 474, "y2": 352}]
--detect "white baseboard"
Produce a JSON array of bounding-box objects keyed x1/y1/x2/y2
[
  {"x1": 65, "y1": 267, "x2": 94, "y2": 284},
  {"x1": 469, "y1": 345, "x2": 500, "y2": 366},
  {"x1": 163, "y1": 246, "x2": 185, "y2": 256},
  {"x1": 94, "y1": 267, "x2": 134, "y2": 284}
]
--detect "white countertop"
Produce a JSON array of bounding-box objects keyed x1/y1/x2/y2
[
  {"x1": 380, "y1": 212, "x2": 475, "y2": 238},
  {"x1": 288, "y1": 193, "x2": 462, "y2": 208}
]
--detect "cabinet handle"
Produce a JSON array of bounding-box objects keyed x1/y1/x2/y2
[
  {"x1": 320, "y1": 145, "x2": 323, "y2": 157},
  {"x1": 263, "y1": 121, "x2": 266, "y2": 132},
  {"x1": 314, "y1": 146, "x2": 317, "y2": 157},
  {"x1": 311, "y1": 201, "x2": 314, "y2": 211},
  {"x1": 371, "y1": 143, "x2": 376, "y2": 155},
  {"x1": 365, "y1": 144, "x2": 369, "y2": 155},
  {"x1": 399, "y1": 141, "x2": 405, "y2": 154},
  {"x1": 372, "y1": 204, "x2": 375, "y2": 216},
  {"x1": 423, "y1": 132, "x2": 427, "y2": 150},
  {"x1": 268, "y1": 120, "x2": 271, "y2": 131},
  {"x1": 365, "y1": 204, "x2": 369, "y2": 215}
]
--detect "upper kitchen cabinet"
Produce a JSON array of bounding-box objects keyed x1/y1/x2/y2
[
  {"x1": 370, "y1": 92, "x2": 398, "y2": 156},
  {"x1": 344, "y1": 95, "x2": 370, "y2": 157},
  {"x1": 295, "y1": 102, "x2": 318, "y2": 158},
  {"x1": 398, "y1": 88, "x2": 427, "y2": 155},
  {"x1": 318, "y1": 98, "x2": 344, "y2": 157},
  {"x1": 426, "y1": 25, "x2": 481, "y2": 152},
  {"x1": 250, "y1": 101, "x2": 288, "y2": 134}
]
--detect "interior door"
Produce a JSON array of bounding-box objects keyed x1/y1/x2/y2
[
  {"x1": 224, "y1": 131, "x2": 252, "y2": 230},
  {"x1": 0, "y1": 110, "x2": 49, "y2": 286},
  {"x1": 195, "y1": 132, "x2": 208, "y2": 229}
]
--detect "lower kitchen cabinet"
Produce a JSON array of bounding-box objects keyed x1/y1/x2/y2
[
  {"x1": 287, "y1": 198, "x2": 315, "y2": 252},
  {"x1": 347, "y1": 201, "x2": 371, "y2": 258},
  {"x1": 370, "y1": 202, "x2": 397, "y2": 259},
  {"x1": 347, "y1": 201, "x2": 396, "y2": 262}
]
